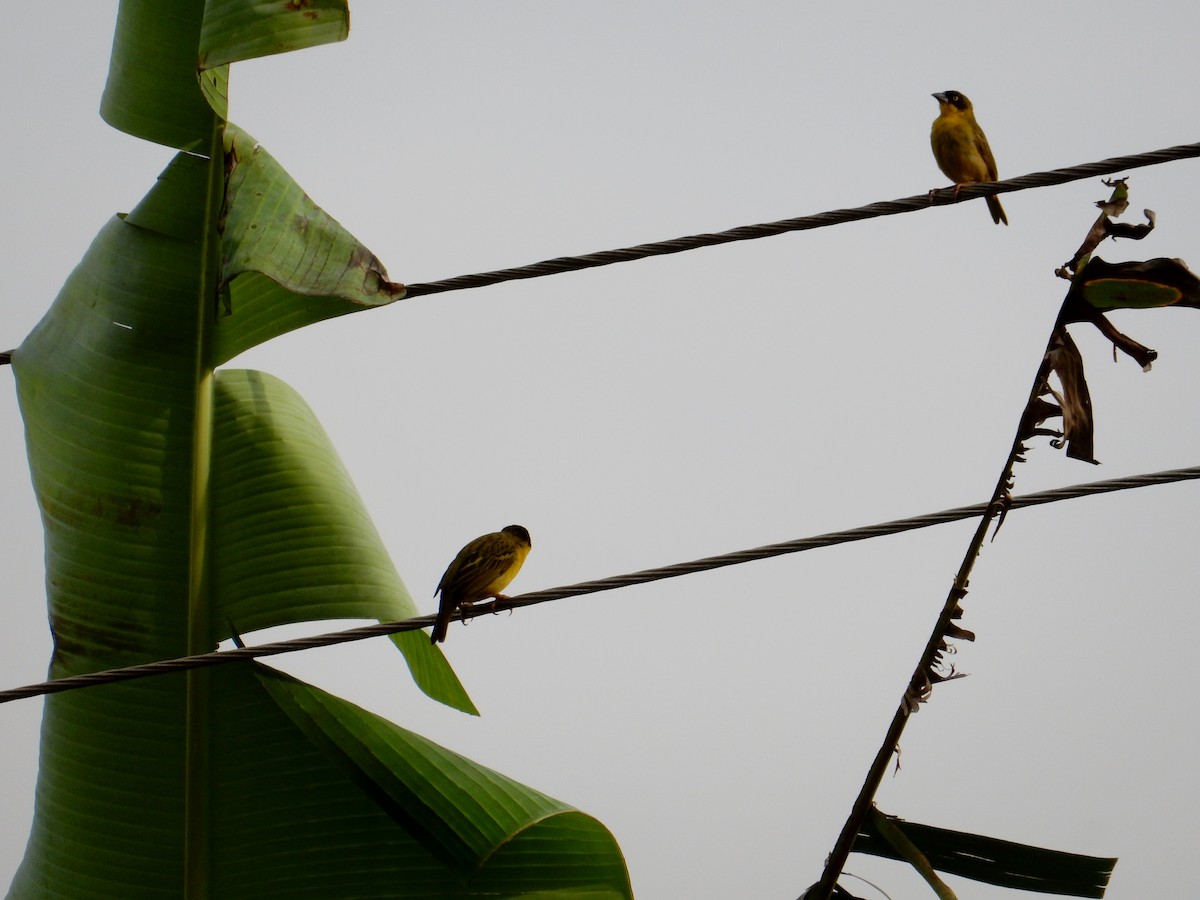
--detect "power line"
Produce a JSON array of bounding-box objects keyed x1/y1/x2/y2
[
  {"x1": 401, "y1": 141, "x2": 1200, "y2": 298},
  {"x1": 1, "y1": 463, "x2": 1196, "y2": 706}
]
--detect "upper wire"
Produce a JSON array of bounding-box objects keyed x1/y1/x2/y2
[{"x1": 401, "y1": 141, "x2": 1200, "y2": 298}]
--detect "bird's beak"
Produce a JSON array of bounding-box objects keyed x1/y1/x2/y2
[{"x1": 932, "y1": 92, "x2": 948, "y2": 103}]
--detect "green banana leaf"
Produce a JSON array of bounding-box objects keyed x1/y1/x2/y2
[
  {"x1": 6, "y1": 1, "x2": 629, "y2": 896},
  {"x1": 218, "y1": 664, "x2": 631, "y2": 898},
  {"x1": 6, "y1": 661, "x2": 632, "y2": 898},
  {"x1": 199, "y1": 0, "x2": 350, "y2": 70},
  {"x1": 216, "y1": 124, "x2": 407, "y2": 366},
  {"x1": 210, "y1": 367, "x2": 474, "y2": 713},
  {"x1": 101, "y1": 0, "x2": 226, "y2": 149}
]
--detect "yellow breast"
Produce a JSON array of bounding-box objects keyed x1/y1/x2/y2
[
  {"x1": 484, "y1": 541, "x2": 530, "y2": 595},
  {"x1": 931, "y1": 115, "x2": 993, "y2": 184}
]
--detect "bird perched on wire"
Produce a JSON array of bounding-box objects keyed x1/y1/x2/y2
[
  {"x1": 930, "y1": 90, "x2": 1008, "y2": 225},
  {"x1": 431, "y1": 524, "x2": 532, "y2": 644}
]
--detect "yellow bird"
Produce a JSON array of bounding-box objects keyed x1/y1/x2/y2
[
  {"x1": 930, "y1": 90, "x2": 1007, "y2": 225},
  {"x1": 431, "y1": 524, "x2": 532, "y2": 644}
]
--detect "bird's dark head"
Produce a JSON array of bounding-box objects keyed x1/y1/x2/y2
[
  {"x1": 933, "y1": 90, "x2": 972, "y2": 111},
  {"x1": 502, "y1": 524, "x2": 532, "y2": 546}
]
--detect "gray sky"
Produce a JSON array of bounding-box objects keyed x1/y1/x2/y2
[{"x1": 3, "y1": 3, "x2": 1200, "y2": 898}]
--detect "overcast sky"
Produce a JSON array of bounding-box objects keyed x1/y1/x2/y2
[{"x1": 3, "y1": 4, "x2": 1200, "y2": 898}]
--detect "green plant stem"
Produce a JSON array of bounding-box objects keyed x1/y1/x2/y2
[
  {"x1": 183, "y1": 117, "x2": 225, "y2": 900},
  {"x1": 869, "y1": 808, "x2": 958, "y2": 900}
]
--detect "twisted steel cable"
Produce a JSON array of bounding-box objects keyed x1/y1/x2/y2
[
  {"x1": 1, "y1": 463, "x2": 1196, "y2": 705},
  {"x1": 402, "y1": 141, "x2": 1200, "y2": 298}
]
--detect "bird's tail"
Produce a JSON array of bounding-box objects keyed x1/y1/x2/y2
[
  {"x1": 430, "y1": 611, "x2": 450, "y2": 644},
  {"x1": 987, "y1": 194, "x2": 1008, "y2": 225}
]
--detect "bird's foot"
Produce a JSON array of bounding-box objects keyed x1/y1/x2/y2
[
  {"x1": 485, "y1": 593, "x2": 511, "y2": 616},
  {"x1": 930, "y1": 184, "x2": 970, "y2": 206}
]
